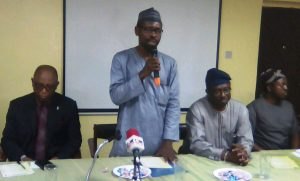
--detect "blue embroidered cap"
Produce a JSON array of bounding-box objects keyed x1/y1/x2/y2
[
  {"x1": 205, "y1": 68, "x2": 231, "y2": 89},
  {"x1": 137, "y1": 7, "x2": 162, "y2": 25}
]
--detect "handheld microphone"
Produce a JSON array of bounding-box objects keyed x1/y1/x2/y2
[
  {"x1": 152, "y1": 49, "x2": 160, "y2": 87},
  {"x1": 85, "y1": 130, "x2": 121, "y2": 181},
  {"x1": 126, "y1": 128, "x2": 144, "y2": 157}
]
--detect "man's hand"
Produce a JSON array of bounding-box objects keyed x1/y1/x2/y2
[
  {"x1": 226, "y1": 144, "x2": 250, "y2": 166},
  {"x1": 139, "y1": 56, "x2": 160, "y2": 80},
  {"x1": 155, "y1": 140, "x2": 177, "y2": 162}
]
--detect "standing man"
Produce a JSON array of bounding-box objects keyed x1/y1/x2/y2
[
  {"x1": 248, "y1": 69, "x2": 299, "y2": 150},
  {"x1": 109, "y1": 8, "x2": 180, "y2": 161},
  {"x1": 1, "y1": 65, "x2": 82, "y2": 161},
  {"x1": 181, "y1": 68, "x2": 253, "y2": 166}
]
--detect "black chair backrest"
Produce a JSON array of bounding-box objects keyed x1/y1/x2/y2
[
  {"x1": 92, "y1": 124, "x2": 117, "y2": 156},
  {"x1": 179, "y1": 123, "x2": 187, "y2": 140},
  {"x1": 178, "y1": 123, "x2": 189, "y2": 154}
]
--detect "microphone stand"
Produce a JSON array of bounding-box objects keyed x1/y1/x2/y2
[
  {"x1": 85, "y1": 139, "x2": 110, "y2": 181},
  {"x1": 133, "y1": 154, "x2": 138, "y2": 181},
  {"x1": 132, "y1": 151, "x2": 142, "y2": 181},
  {"x1": 136, "y1": 155, "x2": 142, "y2": 181}
]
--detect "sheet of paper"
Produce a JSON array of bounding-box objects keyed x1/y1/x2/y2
[
  {"x1": 292, "y1": 149, "x2": 300, "y2": 158},
  {"x1": 292, "y1": 152, "x2": 300, "y2": 158},
  {"x1": 270, "y1": 156, "x2": 299, "y2": 169},
  {"x1": 0, "y1": 163, "x2": 34, "y2": 177},
  {"x1": 141, "y1": 157, "x2": 172, "y2": 168},
  {"x1": 30, "y1": 161, "x2": 40, "y2": 169}
]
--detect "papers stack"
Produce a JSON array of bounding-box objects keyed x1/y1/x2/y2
[
  {"x1": 270, "y1": 156, "x2": 299, "y2": 169},
  {"x1": 0, "y1": 162, "x2": 34, "y2": 178},
  {"x1": 141, "y1": 157, "x2": 172, "y2": 169},
  {"x1": 140, "y1": 157, "x2": 183, "y2": 177},
  {"x1": 292, "y1": 149, "x2": 300, "y2": 158}
]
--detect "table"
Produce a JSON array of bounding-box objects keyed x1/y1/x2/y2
[{"x1": 0, "y1": 150, "x2": 300, "y2": 181}]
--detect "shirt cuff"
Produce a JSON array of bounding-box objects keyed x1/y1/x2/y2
[
  {"x1": 20, "y1": 155, "x2": 27, "y2": 161},
  {"x1": 208, "y1": 148, "x2": 224, "y2": 160}
]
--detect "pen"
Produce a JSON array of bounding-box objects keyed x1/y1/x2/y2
[{"x1": 17, "y1": 161, "x2": 26, "y2": 169}]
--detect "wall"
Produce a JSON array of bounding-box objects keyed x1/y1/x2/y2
[
  {"x1": 2, "y1": 0, "x2": 296, "y2": 158},
  {"x1": 218, "y1": 0, "x2": 263, "y2": 103},
  {"x1": 0, "y1": 0, "x2": 63, "y2": 146}
]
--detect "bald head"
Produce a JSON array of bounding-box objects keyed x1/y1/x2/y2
[
  {"x1": 33, "y1": 65, "x2": 58, "y2": 81},
  {"x1": 32, "y1": 65, "x2": 59, "y2": 102}
]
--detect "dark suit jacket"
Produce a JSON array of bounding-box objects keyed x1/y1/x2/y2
[{"x1": 1, "y1": 93, "x2": 82, "y2": 161}]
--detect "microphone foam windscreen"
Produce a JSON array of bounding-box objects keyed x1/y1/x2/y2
[{"x1": 126, "y1": 128, "x2": 139, "y2": 138}]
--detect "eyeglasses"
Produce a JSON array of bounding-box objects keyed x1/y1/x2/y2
[
  {"x1": 33, "y1": 81, "x2": 57, "y2": 92},
  {"x1": 141, "y1": 27, "x2": 163, "y2": 34},
  {"x1": 212, "y1": 87, "x2": 231, "y2": 96}
]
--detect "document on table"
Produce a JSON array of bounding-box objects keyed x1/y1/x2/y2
[
  {"x1": 140, "y1": 157, "x2": 172, "y2": 168},
  {"x1": 140, "y1": 157, "x2": 175, "y2": 177},
  {"x1": 292, "y1": 149, "x2": 300, "y2": 158},
  {"x1": 270, "y1": 156, "x2": 299, "y2": 169},
  {"x1": 0, "y1": 162, "x2": 34, "y2": 177}
]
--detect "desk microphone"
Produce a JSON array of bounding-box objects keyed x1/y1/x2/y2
[
  {"x1": 85, "y1": 130, "x2": 121, "y2": 181},
  {"x1": 126, "y1": 128, "x2": 144, "y2": 180},
  {"x1": 152, "y1": 49, "x2": 160, "y2": 87},
  {"x1": 126, "y1": 128, "x2": 144, "y2": 157}
]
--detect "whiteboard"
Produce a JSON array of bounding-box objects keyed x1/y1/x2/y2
[{"x1": 64, "y1": 0, "x2": 221, "y2": 112}]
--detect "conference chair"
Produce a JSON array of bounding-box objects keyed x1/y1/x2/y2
[
  {"x1": 178, "y1": 123, "x2": 188, "y2": 154},
  {"x1": 179, "y1": 123, "x2": 187, "y2": 140},
  {"x1": 88, "y1": 124, "x2": 117, "y2": 157}
]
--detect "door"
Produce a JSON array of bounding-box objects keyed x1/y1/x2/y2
[{"x1": 257, "y1": 7, "x2": 300, "y2": 119}]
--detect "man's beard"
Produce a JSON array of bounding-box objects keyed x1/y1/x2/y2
[{"x1": 141, "y1": 42, "x2": 158, "y2": 53}]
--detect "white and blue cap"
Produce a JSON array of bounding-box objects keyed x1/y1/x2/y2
[{"x1": 260, "y1": 68, "x2": 286, "y2": 85}]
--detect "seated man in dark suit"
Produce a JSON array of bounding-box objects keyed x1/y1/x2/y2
[{"x1": 1, "y1": 65, "x2": 82, "y2": 161}]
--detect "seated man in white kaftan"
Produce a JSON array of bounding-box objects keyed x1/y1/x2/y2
[{"x1": 180, "y1": 68, "x2": 253, "y2": 166}]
